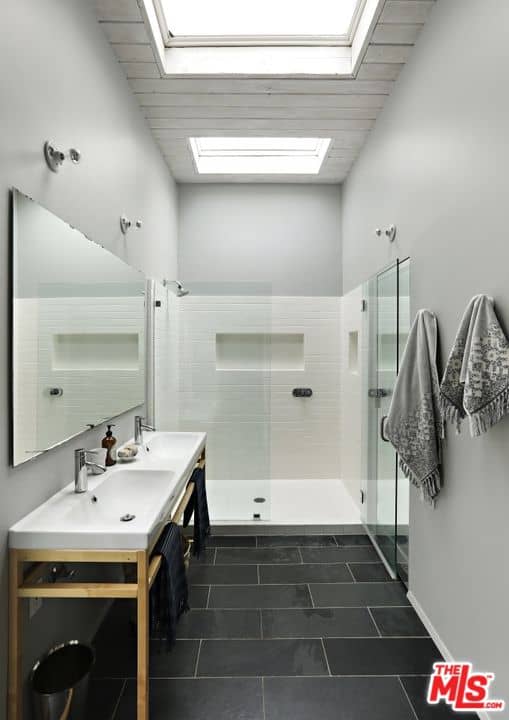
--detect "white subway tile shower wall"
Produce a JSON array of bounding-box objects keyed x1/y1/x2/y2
[{"x1": 173, "y1": 296, "x2": 342, "y2": 483}]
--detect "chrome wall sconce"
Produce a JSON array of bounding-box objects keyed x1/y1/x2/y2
[
  {"x1": 375, "y1": 224, "x2": 397, "y2": 242},
  {"x1": 43, "y1": 141, "x2": 81, "y2": 173},
  {"x1": 120, "y1": 216, "x2": 143, "y2": 235}
]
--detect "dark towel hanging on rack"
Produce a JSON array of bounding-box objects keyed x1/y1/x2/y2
[
  {"x1": 150, "y1": 522, "x2": 189, "y2": 647},
  {"x1": 183, "y1": 466, "x2": 210, "y2": 557}
]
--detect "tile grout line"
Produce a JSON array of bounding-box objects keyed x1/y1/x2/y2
[
  {"x1": 205, "y1": 585, "x2": 212, "y2": 609},
  {"x1": 298, "y1": 548, "x2": 304, "y2": 564},
  {"x1": 346, "y1": 563, "x2": 357, "y2": 582},
  {"x1": 196, "y1": 560, "x2": 380, "y2": 566},
  {"x1": 103, "y1": 672, "x2": 433, "y2": 681},
  {"x1": 183, "y1": 606, "x2": 412, "y2": 611},
  {"x1": 398, "y1": 676, "x2": 420, "y2": 720},
  {"x1": 193, "y1": 561, "x2": 379, "y2": 567},
  {"x1": 321, "y1": 637, "x2": 332, "y2": 677},
  {"x1": 308, "y1": 583, "x2": 315, "y2": 608},
  {"x1": 257, "y1": 564, "x2": 261, "y2": 585},
  {"x1": 261, "y1": 676, "x2": 267, "y2": 720},
  {"x1": 193, "y1": 639, "x2": 203, "y2": 678},
  {"x1": 260, "y1": 609, "x2": 264, "y2": 639},
  {"x1": 367, "y1": 606, "x2": 382, "y2": 637},
  {"x1": 171, "y1": 635, "x2": 432, "y2": 641},
  {"x1": 110, "y1": 678, "x2": 127, "y2": 720}
]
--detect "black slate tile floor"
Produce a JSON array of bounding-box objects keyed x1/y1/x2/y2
[
  {"x1": 349, "y1": 561, "x2": 395, "y2": 582},
  {"x1": 335, "y1": 533, "x2": 375, "y2": 546},
  {"x1": 372, "y1": 606, "x2": 430, "y2": 637},
  {"x1": 208, "y1": 583, "x2": 313, "y2": 609},
  {"x1": 262, "y1": 607, "x2": 378, "y2": 638},
  {"x1": 259, "y1": 561, "x2": 352, "y2": 584},
  {"x1": 400, "y1": 676, "x2": 479, "y2": 720},
  {"x1": 188, "y1": 563, "x2": 258, "y2": 585},
  {"x1": 215, "y1": 547, "x2": 301, "y2": 564},
  {"x1": 264, "y1": 676, "x2": 416, "y2": 720},
  {"x1": 90, "y1": 531, "x2": 453, "y2": 720},
  {"x1": 177, "y1": 609, "x2": 261, "y2": 639},
  {"x1": 257, "y1": 534, "x2": 337, "y2": 547},
  {"x1": 301, "y1": 545, "x2": 380, "y2": 563}
]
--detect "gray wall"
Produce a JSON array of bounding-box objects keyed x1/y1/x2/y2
[
  {"x1": 0, "y1": 1, "x2": 178, "y2": 714},
  {"x1": 342, "y1": 0, "x2": 508, "y2": 702},
  {"x1": 178, "y1": 184, "x2": 342, "y2": 296}
]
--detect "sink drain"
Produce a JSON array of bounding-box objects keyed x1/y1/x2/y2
[
  {"x1": 253, "y1": 497, "x2": 266, "y2": 503},
  {"x1": 120, "y1": 514, "x2": 136, "y2": 522}
]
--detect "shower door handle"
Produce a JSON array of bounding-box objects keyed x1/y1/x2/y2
[
  {"x1": 368, "y1": 388, "x2": 389, "y2": 399},
  {"x1": 380, "y1": 415, "x2": 390, "y2": 442}
]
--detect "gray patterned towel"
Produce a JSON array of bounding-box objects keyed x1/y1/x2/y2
[
  {"x1": 440, "y1": 294, "x2": 509, "y2": 437},
  {"x1": 385, "y1": 310, "x2": 443, "y2": 505}
]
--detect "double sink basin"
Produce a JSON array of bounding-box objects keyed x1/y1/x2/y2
[{"x1": 9, "y1": 432, "x2": 206, "y2": 551}]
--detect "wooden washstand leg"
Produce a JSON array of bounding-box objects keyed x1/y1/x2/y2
[
  {"x1": 8, "y1": 549, "x2": 23, "y2": 720},
  {"x1": 137, "y1": 550, "x2": 149, "y2": 720}
]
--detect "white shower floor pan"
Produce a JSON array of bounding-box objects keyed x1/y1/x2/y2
[{"x1": 206, "y1": 479, "x2": 360, "y2": 527}]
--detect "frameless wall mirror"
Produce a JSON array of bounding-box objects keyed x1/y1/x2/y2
[{"x1": 12, "y1": 189, "x2": 145, "y2": 466}]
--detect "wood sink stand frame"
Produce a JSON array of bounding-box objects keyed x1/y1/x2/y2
[{"x1": 8, "y1": 450, "x2": 205, "y2": 720}]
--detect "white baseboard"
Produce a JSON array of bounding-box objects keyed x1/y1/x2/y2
[{"x1": 407, "y1": 591, "x2": 489, "y2": 720}]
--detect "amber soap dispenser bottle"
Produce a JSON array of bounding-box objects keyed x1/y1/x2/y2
[{"x1": 102, "y1": 424, "x2": 117, "y2": 466}]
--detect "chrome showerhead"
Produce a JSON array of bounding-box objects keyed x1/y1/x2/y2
[
  {"x1": 175, "y1": 281, "x2": 189, "y2": 297},
  {"x1": 163, "y1": 279, "x2": 190, "y2": 297}
]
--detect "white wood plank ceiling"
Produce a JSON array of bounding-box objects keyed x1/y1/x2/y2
[{"x1": 95, "y1": 0, "x2": 435, "y2": 183}]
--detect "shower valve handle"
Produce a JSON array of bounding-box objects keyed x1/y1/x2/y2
[{"x1": 292, "y1": 388, "x2": 313, "y2": 398}]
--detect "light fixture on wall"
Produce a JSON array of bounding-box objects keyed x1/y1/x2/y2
[
  {"x1": 120, "y1": 217, "x2": 143, "y2": 235},
  {"x1": 375, "y1": 225, "x2": 397, "y2": 242},
  {"x1": 43, "y1": 141, "x2": 81, "y2": 172}
]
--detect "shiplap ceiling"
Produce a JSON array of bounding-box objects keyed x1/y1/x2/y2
[{"x1": 95, "y1": 0, "x2": 435, "y2": 183}]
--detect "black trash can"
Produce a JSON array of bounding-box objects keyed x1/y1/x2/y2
[{"x1": 31, "y1": 641, "x2": 95, "y2": 720}]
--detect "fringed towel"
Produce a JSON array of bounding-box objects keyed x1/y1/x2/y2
[
  {"x1": 183, "y1": 467, "x2": 210, "y2": 557},
  {"x1": 384, "y1": 309, "x2": 443, "y2": 505},
  {"x1": 150, "y1": 522, "x2": 189, "y2": 647},
  {"x1": 440, "y1": 294, "x2": 509, "y2": 437}
]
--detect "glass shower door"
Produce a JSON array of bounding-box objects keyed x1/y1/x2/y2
[
  {"x1": 396, "y1": 259, "x2": 410, "y2": 583},
  {"x1": 364, "y1": 259, "x2": 410, "y2": 578},
  {"x1": 372, "y1": 263, "x2": 399, "y2": 572}
]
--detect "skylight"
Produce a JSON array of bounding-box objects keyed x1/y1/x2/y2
[
  {"x1": 189, "y1": 137, "x2": 331, "y2": 175},
  {"x1": 158, "y1": 0, "x2": 363, "y2": 42}
]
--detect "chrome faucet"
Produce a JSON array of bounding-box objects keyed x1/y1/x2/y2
[
  {"x1": 134, "y1": 415, "x2": 155, "y2": 445},
  {"x1": 74, "y1": 449, "x2": 106, "y2": 493}
]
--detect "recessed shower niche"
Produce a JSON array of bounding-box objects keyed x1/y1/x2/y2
[
  {"x1": 215, "y1": 332, "x2": 305, "y2": 371},
  {"x1": 53, "y1": 333, "x2": 140, "y2": 370}
]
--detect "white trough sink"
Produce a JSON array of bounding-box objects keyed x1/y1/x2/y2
[{"x1": 9, "y1": 431, "x2": 206, "y2": 550}]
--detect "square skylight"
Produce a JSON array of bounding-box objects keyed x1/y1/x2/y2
[
  {"x1": 159, "y1": 0, "x2": 362, "y2": 39},
  {"x1": 189, "y1": 137, "x2": 331, "y2": 175}
]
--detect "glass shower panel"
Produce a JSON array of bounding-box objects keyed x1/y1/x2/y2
[
  {"x1": 362, "y1": 258, "x2": 411, "y2": 579},
  {"x1": 396, "y1": 259, "x2": 411, "y2": 584},
  {"x1": 176, "y1": 282, "x2": 272, "y2": 524},
  {"x1": 373, "y1": 263, "x2": 399, "y2": 571}
]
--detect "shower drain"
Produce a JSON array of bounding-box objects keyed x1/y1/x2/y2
[
  {"x1": 120, "y1": 514, "x2": 136, "y2": 522},
  {"x1": 253, "y1": 497, "x2": 266, "y2": 503}
]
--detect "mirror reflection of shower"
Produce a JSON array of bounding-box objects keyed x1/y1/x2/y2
[{"x1": 164, "y1": 279, "x2": 190, "y2": 297}]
